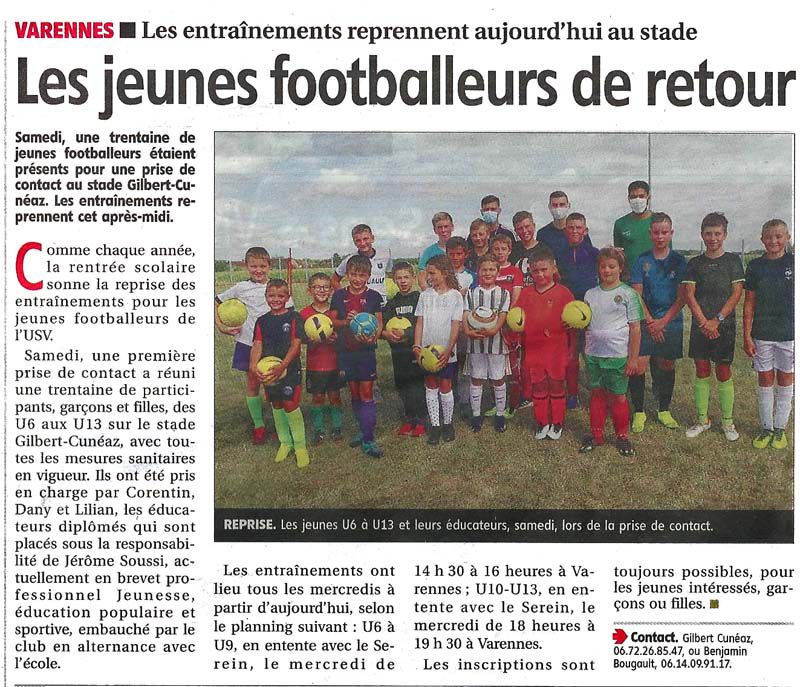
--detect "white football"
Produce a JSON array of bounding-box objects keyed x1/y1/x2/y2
[{"x1": 467, "y1": 306, "x2": 498, "y2": 330}]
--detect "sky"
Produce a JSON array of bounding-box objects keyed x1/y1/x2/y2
[{"x1": 215, "y1": 132, "x2": 792, "y2": 260}]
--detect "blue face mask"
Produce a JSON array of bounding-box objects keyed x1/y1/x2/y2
[{"x1": 481, "y1": 210, "x2": 499, "y2": 224}]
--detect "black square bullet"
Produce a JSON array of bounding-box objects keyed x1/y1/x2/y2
[{"x1": 119, "y1": 22, "x2": 136, "y2": 38}]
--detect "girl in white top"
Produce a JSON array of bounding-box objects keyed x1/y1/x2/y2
[{"x1": 414, "y1": 255, "x2": 464, "y2": 445}]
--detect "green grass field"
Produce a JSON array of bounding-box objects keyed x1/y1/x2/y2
[{"x1": 214, "y1": 269, "x2": 793, "y2": 510}]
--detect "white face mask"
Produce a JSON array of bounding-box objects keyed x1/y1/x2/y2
[
  {"x1": 629, "y1": 197, "x2": 648, "y2": 214},
  {"x1": 550, "y1": 206, "x2": 569, "y2": 221}
]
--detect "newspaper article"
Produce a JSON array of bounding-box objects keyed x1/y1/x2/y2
[{"x1": 2, "y1": 1, "x2": 798, "y2": 686}]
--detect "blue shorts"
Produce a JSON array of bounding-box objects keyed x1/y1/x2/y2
[
  {"x1": 639, "y1": 323, "x2": 683, "y2": 359},
  {"x1": 339, "y1": 349, "x2": 377, "y2": 382},
  {"x1": 232, "y1": 342, "x2": 251, "y2": 372},
  {"x1": 427, "y1": 361, "x2": 457, "y2": 380}
]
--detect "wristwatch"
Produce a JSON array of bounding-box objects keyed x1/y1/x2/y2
[{"x1": 716, "y1": 313, "x2": 726, "y2": 322}]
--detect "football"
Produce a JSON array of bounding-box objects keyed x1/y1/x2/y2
[
  {"x1": 419, "y1": 344, "x2": 446, "y2": 373},
  {"x1": 218, "y1": 298, "x2": 247, "y2": 327},
  {"x1": 304, "y1": 313, "x2": 334, "y2": 342},
  {"x1": 256, "y1": 355, "x2": 287, "y2": 380},
  {"x1": 349, "y1": 312, "x2": 379, "y2": 339},
  {"x1": 466, "y1": 305, "x2": 498, "y2": 330},
  {"x1": 385, "y1": 316, "x2": 412, "y2": 340},
  {"x1": 562, "y1": 300, "x2": 592, "y2": 329},
  {"x1": 505, "y1": 306, "x2": 525, "y2": 332}
]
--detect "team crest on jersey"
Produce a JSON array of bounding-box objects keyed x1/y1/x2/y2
[
  {"x1": 785, "y1": 268, "x2": 793, "y2": 280},
  {"x1": 668, "y1": 270, "x2": 676, "y2": 279},
  {"x1": 614, "y1": 294, "x2": 623, "y2": 304},
  {"x1": 282, "y1": 322, "x2": 291, "y2": 333},
  {"x1": 643, "y1": 262, "x2": 651, "y2": 274}
]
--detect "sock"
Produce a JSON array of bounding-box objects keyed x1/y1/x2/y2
[
  {"x1": 566, "y1": 358, "x2": 579, "y2": 396},
  {"x1": 494, "y1": 383, "x2": 507, "y2": 415},
  {"x1": 272, "y1": 408, "x2": 292, "y2": 447},
  {"x1": 610, "y1": 393, "x2": 630, "y2": 439},
  {"x1": 329, "y1": 404, "x2": 343, "y2": 429},
  {"x1": 509, "y1": 380, "x2": 520, "y2": 411},
  {"x1": 589, "y1": 388, "x2": 607, "y2": 442},
  {"x1": 694, "y1": 376, "x2": 711, "y2": 423},
  {"x1": 361, "y1": 400, "x2": 377, "y2": 442},
  {"x1": 718, "y1": 378, "x2": 735, "y2": 425},
  {"x1": 656, "y1": 367, "x2": 676, "y2": 412},
  {"x1": 285, "y1": 408, "x2": 307, "y2": 449},
  {"x1": 757, "y1": 386, "x2": 775, "y2": 430},
  {"x1": 551, "y1": 391, "x2": 566, "y2": 426},
  {"x1": 629, "y1": 374, "x2": 645, "y2": 413},
  {"x1": 426, "y1": 387, "x2": 440, "y2": 426},
  {"x1": 310, "y1": 405, "x2": 325, "y2": 432},
  {"x1": 440, "y1": 391, "x2": 455, "y2": 425},
  {"x1": 533, "y1": 395, "x2": 549, "y2": 427},
  {"x1": 470, "y1": 383, "x2": 483, "y2": 417},
  {"x1": 775, "y1": 384, "x2": 793, "y2": 430},
  {"x1": 246, "y1": 396, "x2": 265, "y2": 428}
]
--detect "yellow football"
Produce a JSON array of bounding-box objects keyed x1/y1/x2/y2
[
  {"x1": 506, "y1": 306, "x2": 525, "y2": 332},
  {"x1": 419, "y1": 344, "x2": 446, "y2": 373},
  {"x1": 256, "y1": 355, "x2": 287, "y2": 379},
  {"x1": 562, "y1": 300, "x2": 592, "y2": 329}
]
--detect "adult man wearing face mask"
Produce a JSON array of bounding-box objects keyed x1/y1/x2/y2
[
  {"x1": 613, "y1": 180, "x2": 654, "y2": 268},
  {"x1": 537, "y1": 190, "x2": 594, "y2": 268},
  {"x1": 467, "y1": 194, "x2": 517, "y2": 251}
]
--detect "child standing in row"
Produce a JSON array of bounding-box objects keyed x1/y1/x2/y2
[
  {"x1": 414, "y1": 255, "x2": 463, "y2": 445},
  {"x1": 250, "y1": 279, "x2": 308, "y2": 468},
  {"x1": 446, "y1": 236, "x2": 477, "y2": 418},
  {"x1": 383, "y1": 262, "x2": 426, "y2": 437},
  {"x1": 580, "y1": 248, "x2": 643, "y2": 457},
  {"x1": 299, "y1": 273, "x2": 344, "y2": 444},
  {"x1": 744, "y1": 219, "x2": 794, "y2": 449}
]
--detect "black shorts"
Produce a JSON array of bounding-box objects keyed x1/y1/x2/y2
[
  {"x1": 266, "y1": 380, "x2": 302, "y2": 404},
  {"x1": 640, "y1": 324, "x2": 683, "y2": 360},
  {"x1": 306, "y1": 369, "x2": 344, "y2": 395},
  {"x1": 688, "y1": 322, "x2": 735, "y2": 364}
]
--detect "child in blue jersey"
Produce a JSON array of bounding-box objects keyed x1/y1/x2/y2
[
  {"x1": 629, "y1": 213, "x2": 687, "y2": 432},
  {"x1": 744, "y1": 219, "x2": 794, "y2": 449}
]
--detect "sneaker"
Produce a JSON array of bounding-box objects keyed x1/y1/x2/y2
[
  {"x1": 311, "y1": 430, "x2": 325, "y2": 446},
  {"x1": 361, "y1": 441, "x2": 382, "y2": 458},
  {"x1": 442, "y1": 423, "x2": 456, "y2": 442},
  {"x1": 410, "y1": 424, "x2": 426, "y2": 438},
  {"x1": 331, "y1": 427, "x2": 343, "y2": 441},
  {"x1": 427, "y1": 426, "x2": 441, "y2": 446},
  {"x1": 771, "y1": 429, "x2": 788, "y2": 449},
  {"x1": 722, "y1": 423, "x2": 739, "y2": 441},
  {"x1": 657, "y1": 410, "x2": 680, "y2": 429},
  {"x1": 535, "y1": 424, "x2": 551, "y2": 440},
  {"x1": 484, "y1": 407, "x2": 497, "y2": 417},
  {"x1": 348, "y1": 433, "x2": 363, "y2": 448},
  {"x1": 504, "y1": 408, "x2": 515, "y2": 419},
  {"x1": 685, "y1": 421, "x2": 711, "y2": 438},
  {"x1": 616, "y1": 437, "x2": 636, "y2": 457},
  {"x1": 517, "y1": 399, "x2": 533, "y2": 410},
  {"x1": 631, "y1": 411, "x2": 646, "y2": 433},
  {"x1": 295, "y1": 447, "x2": 310, "y2": 468},
  {"x1": 471, "y1": 416, "x2": 483, "y2": 433},
  {"x1": 494, "y1": 416, "x2": 506, "y2": 433},
  {"x1": 566, "y1": 395, "x2": 579, "y2": 410},
  {"x1": 547, "y1": 424, "x2": 563, "y2": 440},
  {"x1": 275, "y1": 443, "x2": 293, "y2": 463},
  {"x1": 752, "y1": 429, "x2": 774, "y2": 449},
  {"x1": 579, "y1": 436, "x2": 600, "y2": 453},
  {"x1": 252, "y1": 427, "x2": 267, "y2": 445},
  {"x1": 397, "y1": 422, "x2": 413, "y2": 436}
]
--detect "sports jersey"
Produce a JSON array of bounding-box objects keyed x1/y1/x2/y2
[
  {"x1": 465, "y1": 250, "x2": 491, "y2": 274},
  {"x1": 330, "y1": 287, "x2": 383, "y2": 352},
  {"x1": 537, "y1": 222, "x2": 595, "y2": 268},
  {"x1": 382, "y1": 291, "x2": 420, "y2": 350},
  {"x1": 584, "y1": 283, "x2": 644, "y2": 358},
  {"x1": 515, "y1": 255, "x2": 535, "y2": 288},
  {"x1": 252, "y1": 310, "x2": 303, "y2": 380},
  {"x1": 299, "y1": 305, "x2": 338, "y2": 371},
  {"x1": 682, "y1": 252, "x2": 746, "y2": 323},
  {"x1": 613, "y1": 213, "x2": 654, "y2": 268},
  {"x1": 559, "y1": 243, "x2": 600, "y2": 301},
  {"x1": 516, "y1": 283, "x2": 573, "y2": 349},
  {"x1": 418, "y1": 242, "x2": 446, "y2": 270},
  {"x1": 496, "y1": 264, "x2": 524, "y2": 294},
  {"x1": 455, "y1": 268, "x2": 477, "y2": 293},
  {"x1": 334, "y1": 248, "x2": 393, "y2": 302},
  {"x1": 631, "y1": 249, "x2": 688, "y2": 322},
  {"x1": 464, "y1": 285, "x2": 511, "y2": 355},
  {"x1": 216, "y1": 280, "x2": 295, "y2": 346},
  {"x1": 415, "y1": 288, "x2": 464, "y2": 363},
  {"x1": 744, "y1": 252, "x2": 794, "y2": 341}
]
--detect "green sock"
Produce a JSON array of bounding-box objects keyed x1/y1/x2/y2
[
  {"x1": 718, "y1": 378, "x2": 735, "y2": 424},
  {"x1": 310, "y1": 405, "x2": 325, "y2": 432},
  {"x1": 329, "y1": 404, "x2": 343, "y2": 430},
  {"x1": 272, "y1": 408, "x2": 292, "y2": 447},
  {"x1": 694, "y1": 377, "x2": 710, "y2": 423},
  {"x1": 286, "y1": 408, "x2": 307, "y2": 449},
  {"x1": 247, "y1": 396, "x2": 265, "y2": 428}
]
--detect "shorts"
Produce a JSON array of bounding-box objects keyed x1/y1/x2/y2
[
  {"x1": 753, "y1": 339, "x2": 794, "y2": 373},
  {"x1": 265, "y1": 380, "x2": 302, "y2": 405},
  {"x1": 522, "y1": 343, "x2": 568, "y2": 385},
  {"x1": 688, "y1": 321, "x2": 735, "y2": 364},
  {"x1": 467, "y1": 353, "x2": 508, "y2": 381},
  {"x1": 232, "y1": 342, "x2": 252, "y2": 372},
  {"x1": 306, "y1": 369, "x2": 345, "y2": 395},
  {"x1": 584, "y1": 355, "x2": 629, "y2": 395},
  {"x1": 339, "y1": 349, "x2": 377, "y2": 382},
  {"x1": 639, "y1": 322, "x2": 683, "y2": 359},
  {"x1": 427, "y1": 361, "x2": 457, "y2": 380}
]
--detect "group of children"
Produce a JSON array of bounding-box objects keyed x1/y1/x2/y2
[{"x1": 216, "y1": 204, "x2": 794, "y2": 467}]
